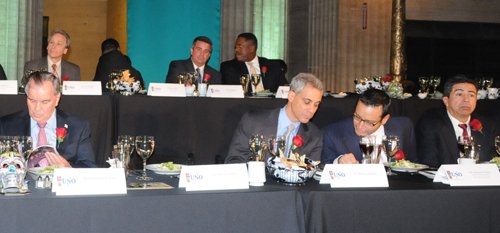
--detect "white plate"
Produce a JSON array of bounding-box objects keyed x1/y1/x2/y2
[
  {"x1": 401, "y1": 94, "x2": 412, "y2": 99},
  {"x1": 146, "y1": 163, "x2": 183, "y2": 175},
  {"x1": 255, "y1": 92, "x2": 274, "y2": 97},
  {"x1": 332, "y1": 94, "x2": 348, "y2": 98},
  {"x1": 418, "y1": 170, "x2": 436, "y2": 179},
  {"x1": 390, "y1": 163, "x2": 429, "y2": 172}
]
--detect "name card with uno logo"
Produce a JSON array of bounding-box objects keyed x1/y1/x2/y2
[
  {"x1": 0, "y1": 80, "x2": 18, "y2": 95},
  {"x1": 62, "y1": 81, "x2": 102, "y2": 95},
  {"x1": 320, "y1": 164, "x2": 388, "y2": 188},
  {"x1": 275, "y1": 86, "x2": 289, "y2": 99},
  {"x1": 433, "y1": 164, "x2": 500, "y2": 186},
  {"x1": 178, "y1": 164, "x2": 249, "y2": 191},
  {"x1": 148, "y1": 83, "x2": 186, "y2": 97},
  {"x1": 207, "y1": 85, "x2": 244, "y2": 98},
  {"x1": 52, "y1": 168, "x2": 127, "y2": 195}
]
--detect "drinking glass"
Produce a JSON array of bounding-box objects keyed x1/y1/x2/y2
[
  {"x1": 250, "y1": 74, "x2": 261, "y2": 95},
  {"x1": 14, "y1": 136, "x2": 32, "y2": 165},
  {"x1": 268, "y1": 134, "x2": 286, "y2": 157},
  {"x1": 418, "y1": 76, "x2": 429, "y2": 93},
  {"x1": 240, "y1": 74, "x2": 250, "y2": 95},
  {"x1": 359, "y1": 136, "x2": 375, "y2": 164},
  {"x1": 495, "y1": 136, "x2": 500, "y2": 155},
  {"x1": 482, "y1": 77, "x2": 493, "y2": 90},
  {"x1": 177, "y1": 72, "x2": 188, "y2": 84},
  {"x1": 117, "y1": 135, "x2": 135, "y2": 176},
  {"x1": 249, "y1": 134, "x2": 267, "y2": 162},
  {"x1": 457, "y1": 136, "x2": 474, "y2": 158},
  {"x1": 113, "y1": 144, "x2": 130, "y2": 171},
  {"x1": 135, "y1": 135, "x2": 155, "y2": 181},
  {"x1": 383, "y1": 135, "x2": 400, "y2": 176},
  {"x1": 430, "y1": 76, "x2": 441, "y2": 95}
]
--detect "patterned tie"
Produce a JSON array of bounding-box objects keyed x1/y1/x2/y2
[
  {"x1": 284, "y1": 124, "x2": 296, "y2": 158},
  {"x1": 51, "y1": 64, "x2": 58, "y2": 78},
  {"x1": 458, "y1": 124, "x2": 468, "y2": 138},
  {"x1": 247, "y1": 62, "x2": 264, "y2": 92},
  {"x1": 196, "y1": 68, "x2": 202, "y2": 83}
]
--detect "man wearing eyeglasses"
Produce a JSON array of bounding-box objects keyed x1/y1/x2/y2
[
  {"x1": 165, "y1": 36, "x2": 221, "y2": 84},
  {"x1": 321, "y1": 89, "x2": 417, "y2": 164}
]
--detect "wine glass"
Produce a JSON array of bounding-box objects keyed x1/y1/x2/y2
[
  {"x1": 249, "y1": 134, "x2": 267, "y2": 161},
  {"x1": 482, "y1": 77, "x2": 493, "y2": 90},
  {"x1": 250, "y1": 74, "x2": 261, "y2": 95},
  {"x1": 430, "y1": 76, "x2": 441, "y2": 95},
  {"x1": 15, "y1": 136, "x2": 32, "y2": 166},
  {"x1": 383, "y1": 135, "x2": 400, "y2": 176},
  {"x1": 268, "y1": 134, "x2": 286, "y2": 157},
  {"x1": 495, "y1": 136, "x2": 500, "y2": 155},
  {"x1": 135, "y1": 135, "x2": 155, "y2": 181},
  {"x1": 240, "y1": 74, "x2": 250, "y2": 95},
  {"x1": 177, "y1": 72, "x2": 188, "y2": 84},
  {"x1": 457, "y1": 136, "x2": 474, "y2": 158},
  {"x1": 359, "y1": 136, "x2": 374, "y2": 164},
  {"x1": 418, "y1": 76, "x2": 429, "y2": 93}
]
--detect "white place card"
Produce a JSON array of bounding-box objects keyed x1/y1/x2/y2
[
  {"x1": 0, "y1": 80, "x2": 18, "y2": 95},
  {"x1": 147, "y1": 83, "x2": 186, "y2": 97},
  {"x1": 275, "y1": 86, "x2": 290, "y2": 99},
  {"x1": 52, "y1": 168, "x2": 127, "y2": 195},
  {"x1": 62, "y1": 81, "x2": 102, "y2": 95},
  {"x1": 178, "y1": 164, "x2": 249, "y2": 191},
  {"x1": 433, "y1": 164, "x2": 500, "y2": 186},
  {"x1": 320, "y1": 164, "x2": 388, "y2": 188},
  {"x1": 208, "y1": 85, "x2": 244, "y2": 98}
]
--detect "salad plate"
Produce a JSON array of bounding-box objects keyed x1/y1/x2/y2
[
  {"x1": 389, "y1": 163, "x2": 429, "y2": 172},
  {"x1": 146, "y1": 163, "x2": 183, "y2": 175}
]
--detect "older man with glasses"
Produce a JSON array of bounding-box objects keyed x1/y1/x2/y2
[{"x1": 321, "y1": 89, "x2": 417, "y2": 164}]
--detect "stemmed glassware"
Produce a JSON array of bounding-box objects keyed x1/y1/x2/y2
[
  {"x1": 15, "y1": 136, "x2": 32, "y2": 166},
  {"x1": 250, "y1": 74, "x2": 261, "y2": 95},
  {"x1": 457, "y1": 136, "x2": 474, "y2": 158},
  {"x1": 429, "y1": 76, "x2": 441, "y2": 95},
  {"x1": 267, "y1": 134, "x2": 286, "y2": 157},
  {"x1": 249, "y1": 134, "x2": 267, "y2": 161},
  {"x1": 359, "y1": 136, "x2": 374, "y2": 164},
  {"x1": 135, "y1": 135, "x2": 155, "y2": 181},
  {"x1": 240, "y1": 74, "x2": 250, "y2": 95},
  {"x1": 481, "y1": 77, "x2": 493, "y2": 90},
  {"x1": 495, "y1": 136, "x2": 500, "y2": 155},
  {"x1": 383, "y1": 135, "x2": 399, "y2": 176},
  {"x1": 418, "y1": 76, "x2": 430, "y2": 93}
]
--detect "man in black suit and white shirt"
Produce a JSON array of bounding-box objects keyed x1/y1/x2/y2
[
  {"x1": 24, "y1": 30, "x2": 80, "y2": 81},
  {"x1": 165, "y1": 36, "x2": 221, "y2": 84},
  {"x1": 220, "y1": 32, "x2": 288, "y2": 93},
  {"x1": 417, "y1": 75, "x2": 499, "y2": 167}
]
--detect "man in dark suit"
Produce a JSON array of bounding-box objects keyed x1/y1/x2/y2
[
  {"x1": 165, "y1": 36, "x2": 221, "y2": 84},
  {"x1": 0, "y1": 71, "x2": 97, "y2": 168},
  {"x1": 93, "y1": 38, "x2": 144, "y2": 91},
  {"x1": 220, "y1": 33, "x2": 288, "y2": 93},
  {"x1": 0, "y1": 64, "x2": 6, "y2": 80},
  {"x1": 24, "y1": 30, "x2": 80, "y2": 81},
  {"x1": 225, "y1": 73, "x2": 323, "y2": 163},
  {"x1": 321, "y1": 89, "x2": 417, "y2": 164},
  {"x1": 417, "y1": 75, "x2": 499, "y2": 167}
]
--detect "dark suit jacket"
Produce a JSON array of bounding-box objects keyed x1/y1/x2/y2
[
  {"x1": 225, "y1": 108, "x2": 323, "y2": 163},
  {"x1": 24, "y1": 56, "x2": 80, "y2": 81},
  {"x1": 416, "y1": 108, "x2": 499, "y2": 167},
  {"x1": 0, "y1": 64, "x2": 6, "y2": 80},
  {"x1": 93, "y1": 49, "x2": 144, "y2": 91},
  {"x1": 321, "y1": 117, "x2": 417, "y2": 164},
  {"x1": 0, "y1": 109, "x2": 97, "y2": 168},
  {"x1": 220, "y1": 57, "x2": 288, "y2": 92},
  {"x1": 165, "y1": 58, "x2": 222, "y2": 84}
]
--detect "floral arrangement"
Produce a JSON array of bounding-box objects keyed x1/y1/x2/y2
[
  {"x1": 469, "y1": 119, "x2": 484, "y2": 135},
  {"x1": 381, "y1": 75, "x2": 403, "y2": 98}
]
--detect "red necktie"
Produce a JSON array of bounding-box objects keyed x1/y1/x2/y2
[
  {"x1": 37, "y1": 122, "x2": 48, "y2": 147},
  {"x1": 458, "y1": 124, "x2": 468, "y2": 138}
]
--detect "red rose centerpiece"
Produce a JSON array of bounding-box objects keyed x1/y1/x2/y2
[{"x1": 469, "y1": 119, "x2": 484, "y2": 135}]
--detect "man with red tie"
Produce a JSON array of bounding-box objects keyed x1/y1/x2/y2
[
  {"x1": 416, "y1": 75, "x2": 499, "y2": 167},
  {"x1": 24, "y1": 30, "x2": 80, "y2": 81},
  {"x1": 0, "y1": 71, "x2": 96, "y2": 168}
]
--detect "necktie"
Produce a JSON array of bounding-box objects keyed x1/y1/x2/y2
[
  {"x1": 28, "y1": 122, "x2": 49, "y2": 168},
  {"x1": 458, "y1": 124, "x2": 468, "y2": 138},
  {"x1": 284, "y1": 124, "x2": 296, "y2": 158},
  {"x1": 37, "y1": 122, "x2": 48, "y2": 147},
  {"x1": 52, "y1": 64, "x2": 59, "y2": 78},
  {"x1": 196, "y1": 68, "x2": 202, "y2": 83},
  {"x1": 247, "y1": 62, "x2": 264, "y2": 92}
]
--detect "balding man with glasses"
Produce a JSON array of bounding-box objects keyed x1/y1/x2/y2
[{"x1": 321, "y1": 89, "x2": 417, "y2": 164}]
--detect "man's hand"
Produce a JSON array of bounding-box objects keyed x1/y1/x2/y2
[
  {"x1": 45, "y1": 152, "x2": 71, "y2": 167},
  {"x1": 338, "y1": 153, "x2": 359, "y2": 164}
]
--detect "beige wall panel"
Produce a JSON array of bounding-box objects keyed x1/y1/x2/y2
[
  {"x1": 44, "y1": 0, "x2": 107, "y2": 81},
  {"x1": 107, "y1": 0, "x2": 127, "y2": 54},
  {"x1": 407, "y1": 0, "x2": 500, "y2": 23}
]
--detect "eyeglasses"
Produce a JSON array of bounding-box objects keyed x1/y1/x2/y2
[{"x1": 353, "y1": 112, "x2": 381, "y2": 127}]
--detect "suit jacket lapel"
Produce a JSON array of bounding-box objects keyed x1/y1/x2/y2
[
  {"x1": 55, "y1": 110, "x2": 69, "y2": 151},
  {"x1": 19, "y1": 110, "x2": 31, "y2": 136},
  {"x1": 440, "y1": 110, "x2": 460, "y2": 160},
  {"x1": 184, "y1": 58, "x2": 195, "y2": 73}
]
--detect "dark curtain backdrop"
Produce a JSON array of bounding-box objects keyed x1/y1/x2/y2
[{"x1": 127, "y1": 0, "x2": 221, "y2": 87}]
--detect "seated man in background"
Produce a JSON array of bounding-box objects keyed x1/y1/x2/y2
[
  {"x1": 417, "y1": 75, "x2": 499, "y2": 167},
  {"x1": 24, "y1": 30, "x2": 80, "y2": 81},
  {"x1": 0, "y1": 71, "x2": 97, "y2": 168},
  {"x1": 220, "y1": 32, "x2": 288, "y2": 93},
  {"x1": 321, "y1": 89, "x2": 417, "y2": 164},
  {"x1": 165, "y1": 36, "x2": 221, "y2": 84},
  {"x1": 93, "y1": 38, "x2": 144, "y2": 91},
  {"x1": 225, "y1": 73, "x2": 323, "y2": 163}
]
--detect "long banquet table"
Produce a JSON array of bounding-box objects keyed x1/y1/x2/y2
[{"x1": 2, "y1": 171, "x2": 500, "y2": 233}]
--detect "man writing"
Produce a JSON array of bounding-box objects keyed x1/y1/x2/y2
[
  {"x1": 417, "y1": 75, "x2": 499, "y2": 167},
  {"x1": 165, "y1": 36, "x2": 221, "y2": 84},
  {"x1": 0, "y1": 71, "x2": 97, "y2": 168},
  {"x1": 24, "y1": 30, "x2": 80, "y2": 81},
  {"x1": 225, "y1": 73, "x2": 323, "y2": 163},
  {"x1": 321, "y1": 89, "x2": 417, "y2": 164},
  {"x1": 220, "y1": 32, "x2": 288, "y2": 93}
]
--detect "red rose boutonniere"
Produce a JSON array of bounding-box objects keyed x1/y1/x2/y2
[
  {"x1": 203, "y1": 74, "x2": 211, "y2": 83},
  {"x1": 290, "y1": 135, "x2": 304, "y2": 151},
  {"x1": 469, "y1": 119, "x2": 484, "y2": 135},
  {"x1": 262, "y1": 66, "x2": 267, "y2": 77},
  {"x1": 56, "y1": 124, "x2": 68, "y2": 148},
  {"x1": 62, "y1": 76, "x2": 70, "y2": 82},
  {"x1": 394, "y1": 150, "x2": 405, "y2": 160}
]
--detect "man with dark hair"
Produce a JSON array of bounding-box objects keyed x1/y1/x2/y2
[
  {"x1": 0, "y1": 71, "x2": 97, "y2": 168},
  {"x1": 226, "y1": 73, "x2": 323, "y2": 163},
  {"x1": 321, "y1": 89, "x2": 417, "y2": 164},
  {"x1": 220, "y1": 32, "x2": 288, "y2": 93},
  {"x1": 24, "y1": 30, "x2": 80, "y2": 81},
  {"x1": 165, "y1": 36, "x2": 221, "y2": 84},
  {"x1": 93, "y1": 38, "x2": 144, "y2": 91},
  {"x1": 417, "y1": 74, "x2": 499, "y2": 167}
]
